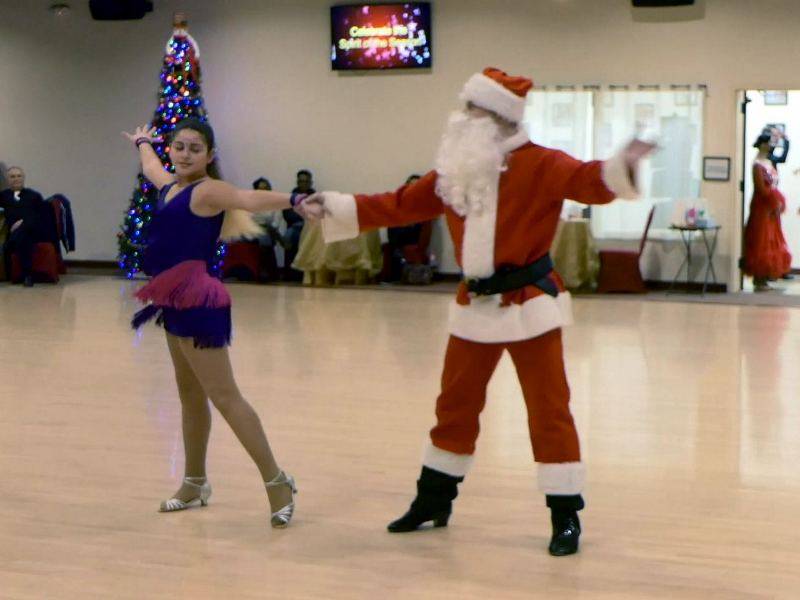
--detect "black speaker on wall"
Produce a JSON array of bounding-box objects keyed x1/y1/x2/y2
[
  {"x1": 89, "y1": 0, "x2": 154, "y2": 20},
  {"x1": 633, "y1": 0, "x2": 695, "y2": 6}
]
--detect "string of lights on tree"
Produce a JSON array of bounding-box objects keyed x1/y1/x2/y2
[{"x1": 117, "y1": 29, "x2": 226, "y2": 278}]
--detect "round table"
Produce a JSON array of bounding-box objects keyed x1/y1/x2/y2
[{"x1": 551, "y1": 219, "x2": 599, "y2": 291}]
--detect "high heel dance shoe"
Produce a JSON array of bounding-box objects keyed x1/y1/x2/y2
[
  {"x1": 159, "y1": 476, "x2": 212, "y2": 513},
  {"x1": 265, "y1": 470, "x2": 297, "y2": 528}
]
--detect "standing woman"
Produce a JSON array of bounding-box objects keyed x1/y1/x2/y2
[
  {"x1": 122, "y1": 118, "x2": 303, "y2": 527},
  {"x1": 744, "y1": 132, "x2": 791, "y2": 291},
  {"x1": 766, "y1": 127, "x2": 793, "y2": 279}
]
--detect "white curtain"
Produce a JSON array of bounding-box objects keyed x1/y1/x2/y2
[
  {"x1": 523, "y1": 88, "x2": 704, "y2": 238},
  {"x1": 524, "y1": 91, "x2": 593, "y2": 218},
  {"x1": 591, "y1": 89, "x2": 704, "y2": 238}
]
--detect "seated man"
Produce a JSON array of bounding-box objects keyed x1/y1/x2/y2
[
  {"x1": 282, "y1": 169, "x2": 315, "y2": 280},
  {"x1": 0, "y1": 166, "x2": 45, "y2": 286}
]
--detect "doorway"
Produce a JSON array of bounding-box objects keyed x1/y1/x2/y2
[{"x1": 740, "y1": 90, "x2": 800, "y2": 293}]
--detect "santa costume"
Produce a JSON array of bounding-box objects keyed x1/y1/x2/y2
[{"x1": 316, "y1": 67, "x2": 648, "y2": 555}]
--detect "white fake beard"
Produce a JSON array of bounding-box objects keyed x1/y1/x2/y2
[{"x1": 434, "y1": 111, "x2": 506, "y2": 217}]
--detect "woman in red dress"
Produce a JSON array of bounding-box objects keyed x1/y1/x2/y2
[{"x1": 744, "y1": 132, "x2": 792, "y2": 291}]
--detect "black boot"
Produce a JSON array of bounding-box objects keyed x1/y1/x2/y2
[
  {"x1": 546, "y1": 494, "x2": 584, "y2": 556},
  {"x1": 387, "y1": 466, "x2": 462, "y2": 533}
]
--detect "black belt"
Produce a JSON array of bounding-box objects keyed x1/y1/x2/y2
[{"x1": 465, "y1": 254, "x2": 558, "y2": 298}]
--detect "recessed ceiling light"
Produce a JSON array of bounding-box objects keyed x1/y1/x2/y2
[{"x1": 50, "y1": 3, "x2": 71, "y2": 17}]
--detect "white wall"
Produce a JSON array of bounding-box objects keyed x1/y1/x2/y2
[{"x1": 3, "y1": 0, "x2": 800, "y2": 285}]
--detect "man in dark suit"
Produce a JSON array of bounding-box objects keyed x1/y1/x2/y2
[
  {"x1": 0, "y1": 166, "x2": 44, "y2": 286},
  {"x1": 282, "y1": 169, "x2": 315, "y2": 280}
]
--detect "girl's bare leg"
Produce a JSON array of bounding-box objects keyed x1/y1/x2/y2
[
  {"x1": 164, "y1": 333, "x2": 212, "y2": 502},
  {"x1": 176, "y1": 337, "x2": 293, "y2": 512}
]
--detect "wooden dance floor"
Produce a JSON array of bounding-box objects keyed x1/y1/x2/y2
[{"x1": 2, "y1": 276, "x2": 799, "y2": 599}]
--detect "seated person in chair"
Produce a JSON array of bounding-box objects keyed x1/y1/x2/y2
[
  {"x1": 385, "y1": 174, "x2": 435, "y2": 283},
  {"x1": 0, "y1": 166, "x2": 45, "y2": 287},
  {"x1": 252, "y1": 177, "x2": 283, "y2": 246},
  {"x1": 282, "y1": 169, "x2": 315, "y2": 280},
  {"x1": 252, "y1": 177, "x2": 282, "y2": 281}
]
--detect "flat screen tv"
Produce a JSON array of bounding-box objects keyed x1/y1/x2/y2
[{"x1": 331, "y1": 3, "x2": 432, "y2": 71}]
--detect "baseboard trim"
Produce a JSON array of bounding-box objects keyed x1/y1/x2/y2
[
  {"x1": 52, "y1": 264, "x2": 729, "y2": 294},
  {"x1": 63, "y1": 260, "x2": 120, "y2": 275},
  {"x1": 439, "y1": 274, "x2": 728, "y2": 293},
  {"x1": 437, "y1": 272, "x2": 461, "y2": 283},
  {"x1": 645, "y1": 279, "x2": 727, "y2": 293},
  {"x1": 64, "y1": 259, "x2": 117, "y2": 269}
]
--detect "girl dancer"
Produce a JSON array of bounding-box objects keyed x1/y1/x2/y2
[{"x1": 123, "y1": 118, "x2": 303, "y2": 527}]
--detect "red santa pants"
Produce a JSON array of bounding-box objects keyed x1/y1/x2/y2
[{"x1": 429, "y1": 328, "x2": 580, "y2": 463}]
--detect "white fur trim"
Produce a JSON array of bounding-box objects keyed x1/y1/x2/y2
[
  {"x1": 448, "y1": 292, "x2": 573, "y2": 344},
  {"x1": 602, "y1": 147, "x2": 639, "y2": 200},
  {"x1": 500, "y1": 128, "x2": 530, "y2": 154},
  {"x1": 320, "y1": 192, "x2": 359, "y2": 242},
  {"x1": 537, "y1": 462, "x2": 585, "y2": 495},
  {"x1": 461, "y1": 73, "x2": 527, "y2": 124},
  {"x1": 460, "y1": 174, "x2": 499, "y2": 278},
  {"x1": 456, "y1": 128, "x2": 529, "y2": 278},
  {"x1": 422, "y1": 442, "x2": 474, "y2": 477}
]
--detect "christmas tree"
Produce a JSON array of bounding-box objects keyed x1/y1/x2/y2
[{"x1": 117, "y1": 14, "x2": 223, "y2": 278}]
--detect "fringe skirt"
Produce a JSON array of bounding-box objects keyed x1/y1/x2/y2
[{"x1": 131, "y1": 260, "x2": 232, "y2": 348}]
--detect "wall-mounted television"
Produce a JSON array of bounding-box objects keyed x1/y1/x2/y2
[{"x1": 331, "y1": 3, "x2": 432, "y2": 71}]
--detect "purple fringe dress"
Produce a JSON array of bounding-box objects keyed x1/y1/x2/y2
[{"x1": 131, "y1": 181, "x2": 232, "y2": 348}]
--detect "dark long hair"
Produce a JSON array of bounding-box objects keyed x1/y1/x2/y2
[
  {"x1": 753, "y1": 132, "x2": 772, "y2": 149},
  {"x1": 170, "y1": 118, "x2": 222, "y2": 179}
]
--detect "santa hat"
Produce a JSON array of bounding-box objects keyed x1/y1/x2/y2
[{"x1": 460, "y1": 67, "x2": 533, "y2": 124}]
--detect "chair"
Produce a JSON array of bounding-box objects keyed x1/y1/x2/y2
[
  {"x1": 8, "y1": 196, "x2": 66, "y2": 284},
  {"x1": 401, "y1": 220, "x2": 434, "y2": 265},
  {"x1": 379, "y1": 220, "x2": 435, "y2": 283},
  {"x1": 596, "y1": 206, "x2": 655, "y2": 293},
  {"x1": 222, "y1": 240, "x2": 278, "y2": 282},
  {"x1": 11, "y1": 243, "x2": 61, "y2": 283}
]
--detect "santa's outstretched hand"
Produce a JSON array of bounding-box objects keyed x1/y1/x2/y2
[
  {"x1": 296, "y1": 192, "x2": 327, "y2": 221},
  {"x1": 624, "y1": 139, "x2": 658, "y2": 185}
]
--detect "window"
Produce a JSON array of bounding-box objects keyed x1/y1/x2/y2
[{"x1": 524, "y1": 88, "x2": 704, "y2": 239}]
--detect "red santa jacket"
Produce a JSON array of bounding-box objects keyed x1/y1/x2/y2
[{"x1": 322, "y1": 130, "x2": 637, "y2": 343}]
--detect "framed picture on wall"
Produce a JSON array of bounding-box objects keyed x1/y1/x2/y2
[
  {"x1": 703, "y1": 156, "x2": 730, "y2": 182},
  {"x1": 764, "y1": 90, "x2": 788, "y2": 105}
]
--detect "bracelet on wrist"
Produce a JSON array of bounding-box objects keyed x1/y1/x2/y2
[
  {"x1": 135, "y1": 137, "x2": 153, "y2": 148},
  {"x1": 290, "y1": 192, "x2": 307, "y2": 207}
]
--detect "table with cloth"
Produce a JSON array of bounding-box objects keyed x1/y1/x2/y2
[
  {"x1": 551, "y1": 218, "x2": 599, "y2": 292},
  {"x1": 292, "y1": 221, "x2": 383, "y2": 286}
]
